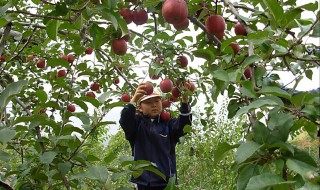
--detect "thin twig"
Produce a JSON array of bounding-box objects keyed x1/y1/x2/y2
[{"x1": 0, "y1": 22, "x2": 12, "y2": 57}]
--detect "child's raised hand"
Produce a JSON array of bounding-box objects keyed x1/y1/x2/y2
[{"x1": 131, "y1": 83, "x2": 147, "y2": 103}]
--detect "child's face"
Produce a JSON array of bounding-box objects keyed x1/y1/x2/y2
[{"x1": 138, "y1": 97, "x2": 163, "y2": 118}]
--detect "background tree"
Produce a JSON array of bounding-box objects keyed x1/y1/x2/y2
[{"x1": 0, "y1": 0, "x2": 319, "y2": 189}]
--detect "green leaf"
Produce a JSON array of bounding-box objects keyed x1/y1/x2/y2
[
  {"x1": 245, "y1": 173, "x2": 294, "y2": 190},
  {"x1": 88, "y1": 166, "x2": 109, "y2": 183},
  {"x1": 0, "y1": 150, "x2": 11, "y2": 162},
  {"x1": 192, "y1": 48, "x2": 216, "y2": 62},
  {"x1": 267, "y1": 142, "x2": 294, "y2": 154},
  {"x1": 253, "y1": 121, "x2": 270, "y2": 144},
  {"x1": 143, "y1": 0, "x2": 162, "y2": 7},
  {"x1": 237, "y1": 164, "x2": 260, "y2": 190},
  {"x1": 236, "y1": 96, "x2": 284, "y2": 117},
  {"x1": 268, "y1": 111, "x2": 294, "y2": 142},
  {"x1": 248, "y1": 31, "x2": 270, "y2": 45},
  {"x1": 144, "y1": 166, "x2": 166, "y2": 181},
  {"x1": 36, "y1": 90, "x2": 47, "y2": 105},
  {"x1": 0, "y1": 128, "x2": 16, "y2": 144},
  {"x1": 40, "y1": 151, "x2": 57, "y2": 164},
  {"x1": 242, "y1": 55, "x2": 262, "y2": 68},
  {"x1": 213, "y1": 142, "x2": 240, "y2": 165},
  {"x1": 263, "y1": 0, "x2": 284, "y2": 26},
  {"x1": 235, "y1": 141, "x2": 261, "y2": 164},
  {"x1": 240, "y1": 81, "x2": 257, "y2": 98},
  {"x1": 46, "y1": 20, "x2": 60, "y2": 41},
  {"x1": 286, "y1": 158, "x2": 317, "y2": 180},
  {"x1": 271, "y1": 44, "x2": 288, "y2": 53},
  {"x1": 89, "y1": 23, "x2": 105, "y2": 49},
  {"x1": 0, "y1": 80, "x2": 28, "y2": 111},
  {"x1": 310, "y1": 21, "x2": 320, "y2": 37},
  {"x1": 57, "y1": 162, "x2": 72, "y2": 176},
  {"x1": 212, "y1": 69, "x2": 229, "y2": 82},
  {"x1": 0, "y1": 18, "x2": 9, "y2": 28},
  {"x1": 258, "y1": 86, "x2": 291, "y2": 100},
  {"x1": 47, "y1": 58, "x2": 69, "y2": 68}
]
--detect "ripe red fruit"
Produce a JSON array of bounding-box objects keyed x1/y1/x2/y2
[
  {"x1": 0, "y1": 55, "x2": 5, "y2": 62},
  {"x1": 171, "y1": 87, "x2": 181, "y2": 98},
  {"x1": 26, "y1": 55, "x2": 35, "y2": 62},
  {"x1": 60, "y1": 54, "x2": 68, "y2": 61},
  {"x1": 132, "y1": 8, "x2": 148, "y2": 25},
  {"x1": 36, "y1": 60, "x2": 46, "y2": 68},
  {"x1": 57, "y1": 69, "x2": 67, "y2": 77},
  {"x1": 121, "y1": 93, "x2": 131, "y2": 102},
  {"x1": 229, "y1": 42, "x2": 240, "y2": 54},
  {"x1": 85, "y1": 47, "x2": 94, "y2": 54},
  {"x1": 169, "y1": 95, "x2": 179, "y2": 102},
  {"x1": 160, "y1": 79, "x2": 173, "y2": 93},
  {"x1": 173, "y1": 18, "x2": 189, "y2": 30},
  {"x1": 67, "y1": 54, "x2": 74, "y2": 63},
  {"x1": 189, "y1": 82, "x2": 195, "y2": 92},
  {"x1": 244, "y1": 68, "x2": 251, "y2": 79},
  {"x1": 39, "y1": 108, "x2": 46, "y2": 114},
  {"x1": 176, "y1": 55, "x2": 188, "y2": 67},
  {"x1": 162, "y1": 99, "x2": 171, "y2": 108},
  {"x1": 114, "y1": 78, "x2": 120, "y2": 84},
  {"x1": 162, "y1": 0, "x2": 188, "y2": 25},
  {"x1": 149, "y1": 74, "x2": 160, "y2": 80},
  {"x1": 121, "y1": 34, "x2": 131, "y2": 42},
  {"x1": 155, "y1": 56, "x2": 164, "y2": 64},
  {"x1": 160, "y1": 110, "x2": 171, "y2": 122},
  {"x1": 90, "y1": 82, "x2": 100, "y2": 91},
  {"x1": 67, "y1": 104, "x2": 76, "y2": 112},
  {"x1": 214, "y1": 32, "x2": 224, "y2": 40},
  {"x1": 86, "y1": 92, "x2": 96, "y2": 98},
  {"x1": 234, "y1": 22, "x2": 247, "y2": 36},
  {"x1": 111, "y1": 39, "x2": 127, "y2": 55},
  {"x1": 145, "y1": 82, "x2": 154, "y2": 95},
  {"x1": 205, "y1": 15, "x2": 226, "y2": 35},
  {"x1": 120, "y1": 8, "x2": 133, "y2": 24}
]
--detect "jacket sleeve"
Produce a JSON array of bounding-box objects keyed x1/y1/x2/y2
[
  {"x1": 169, "y1": 102, "x2": 192, "y2": 141},
  {"x1": 119, "y1": 103, "x2": 138, "y2": 141}
]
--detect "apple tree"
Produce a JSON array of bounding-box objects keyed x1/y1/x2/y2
[{"x1": 0, "y1": 0, "x2": 319, "y2": 189}]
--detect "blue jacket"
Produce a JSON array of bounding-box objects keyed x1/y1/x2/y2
[{"x1": 119, "y1": 103, "x2": 192, "y2": 187}]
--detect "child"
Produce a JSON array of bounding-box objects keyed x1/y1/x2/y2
[{"x1": 119, "y1": 83, "x2": 192, "y2": 190}]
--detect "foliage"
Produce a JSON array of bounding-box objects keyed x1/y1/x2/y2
[{"x1": 0, "y1": 0, "x2": 319, "y2": 189}]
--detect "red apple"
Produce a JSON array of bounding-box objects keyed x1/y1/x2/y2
[
  {"x1": 86, "y1": 92, "x2": 96, "y2": 98},
  {"x1": 162, "y1": 99, "x2": 171, "y2": 108},
  {"x1": 132, "y1": 8, "x2": 148, "y2": 25},
  {"x1": 67, "y1": 104, "x2": 76, "y2": 112},
  {"x1": 149, "y1": 74, "x2": 160, "y2": 80},
  {"x1": 60, "y1": 54, "x2": 68, "y2": 61},
  {"x1": 162, "y1": 0, "x2": 188, "y2": 25},
  {"x1": 36, "y1": 60, "x2": 46, "y2": 68},
  {"x1": 85, "y1": 47, "x2": 94, "y2": 54},
  {"x1": 234, "y1": 22, "x2": 247, "y2": 36},
  {"x1": 121, "y1": 34, "x2": 131, "y2": 42},
  {"x1": 0, "y1": 55, "x2": 5, "y2": 62},
  {"x1": 160, "y1": 110, "x2": 171, "y2": 122},
  {"x1": 121, "y1": 93, "x2": 131, "y2": 102},
  {"x1": 145, "y1": 82, "x2": 154, "y2": 95},
  {"x1": 171, "y1": 87, "x2": 181, "y2": 98},
  {"x1": 67, "y1": 54, "x2": 74, "y2": 63},
  {"x1": 244, "y1": 68, "x2": 251, "y2": 79},
  {"x1": 169, "y1": 95, "x2": 179, "y2": 102},
  {"x1": 111, "y1": 39, "x2": 127, "y2": 55},
  {"x1": 90, "y1": 82, "x2": 100, "y2": 91},
  {"x1": 229, "y1": 42, "x2": 240, "y2": 54},
  {"x1": 113, "y1": 78, "x2": 120, "y2": 84},
  {"x1": 57, "y1": 69, "x2": 67, "y2": 77},
  {"x1": 26, "y1": 55, "x2": 35, "y2": 62},
  {"x1": 176, "y1": 55, "x2": 188, "y2": 67},
  {"x1": 214, "y1": 32, "x2": 224, "y2": 40},
  {"x1": 160, "y1": 79, "x2": 173, "y2": 93},
  {"x1": 205, "y1": 15, "x2": 226, "y2": 35},
  {"x1": 189, "y1": 82, "x2": 195, "y2": 92},
  {"x1": 39, "y1": 108, "x2": 46, "y2": 114},
  {"x1": 120, "y1": 8, "x2": 133, "y2": 24},
  {"x1": 155, "y1": 56, "x2": 164, "y2": 64},
  {"x1": 173, "y1": 18, "x2": 189, "y2": 31}
]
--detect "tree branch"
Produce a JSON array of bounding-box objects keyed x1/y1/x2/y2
[
  {"x1": 7, "y1": 10, "x2": 73, "y2": 22},
  {"x1": 0, "y1": 22, "x2": 12, "y2": 57}
]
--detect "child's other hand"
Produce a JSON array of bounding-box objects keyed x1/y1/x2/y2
[{"x1": 131, "y1": 83, "x2": 147, "y2": 103}]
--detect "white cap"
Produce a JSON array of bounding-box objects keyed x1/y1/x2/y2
[{"x1": 138, "y1": 92, "x2": 162, "y2": 104}]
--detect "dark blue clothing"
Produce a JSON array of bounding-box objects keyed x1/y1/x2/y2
[{"x1": 119, "y1": 103, "x2": 192, "y2": 187}]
